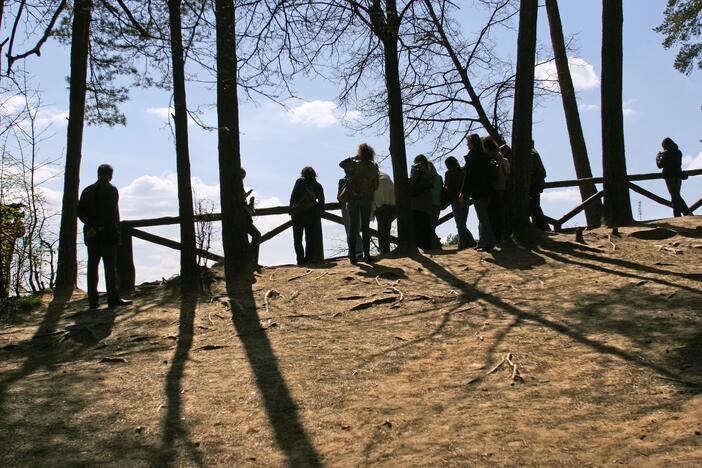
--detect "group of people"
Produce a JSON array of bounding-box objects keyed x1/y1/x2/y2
[
  {"x1": 287, "y1": 134, "x2": 550, "y2": 265},
  {"x1": 78, "y1": 134, "x2": 694, "y2": 309}
]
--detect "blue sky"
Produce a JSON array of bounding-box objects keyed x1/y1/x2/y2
[{"x1": 2, "y1": 0, "x2": 701, "y2": 286}]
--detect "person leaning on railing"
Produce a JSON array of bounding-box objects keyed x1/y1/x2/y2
[{"x1": 657, "y1": 137, "x2": 693, "y2": 217}]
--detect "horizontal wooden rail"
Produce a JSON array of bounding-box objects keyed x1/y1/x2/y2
[
  {"x1": 628, "y1": 182, "x2": 672, "y2": 208},
  {"x1": 130, "y1": 227, "x2": 224, "y2": 262},
  {"x1": 552, "y1": 190, "x2": 604, "y2": 230},
  {"x1": 320, "y1": 211, "x2": 400, "y2": 244},
  {"x1": 543, "y1": 168, "x2": 702, "y2": 189}
]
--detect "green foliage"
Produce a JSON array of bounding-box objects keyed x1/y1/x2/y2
[{"x1": 655, "y1": 0, "x2": 702, "y2": 75}]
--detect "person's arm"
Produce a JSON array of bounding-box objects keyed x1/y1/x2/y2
[
  {"x1": 316, "y1": 182, "x2": 325, "y2": 207},
  {"x1": 339, "y1": 157, "x2": 354, "y2": 171},
  {"x1": 77, "y1": 186, "x2": 92, "y2": 226}
]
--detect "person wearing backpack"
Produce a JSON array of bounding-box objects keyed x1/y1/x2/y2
[
  {"x1": 460, "y1": 134, "x2": 496, "y2": 252},
  {"x1": 409, "y1": 154, "x2": 434, "y2": 250},
  {"x1": 657, "y1": 137, "x2": 693, "y2": 217},
  {"x1": 484, "y1": 136, "x2": 510, "y2": 242},
  {"x1": 339, "y1": 143, "x2": 380, "y2": 264},
  {"x1": 444, "y1": 156, "x2": 476, "y2": 249},
  {"x1": 289, "y1": 166, "x2": 325, "y2": 265}
]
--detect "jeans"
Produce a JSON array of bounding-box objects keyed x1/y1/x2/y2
[
  {"x1": 451, "y1": 201, "x2": 476, "y2": 248},
  {"x1": 473, "y1": 197, "x2": 495, "y2": 249},
  {"x1": 247, "y1": 222, "x2": 261, "y2": 265},
  {"x1": 348, "y1": 199, "x2": 372, "y2": 258},
  {"x1": 489, "y1": 190, "x2": 507, "y2": 241},
  {"x1": 665, "y1": 177, "x2": 692, "y2": 217},
  {"x1": 292, "y1": 210, "x2": 316, "y2": 264},
  {"x1": 341, "y1": 203, "x2": 363, "y2": 254},
  {"x1": 375, "y1": 205, "x2": 395, "y2": 254},
  {"x1": 413, "y1": 210, "x2": 433, "y2": 250},
  {"x1": 87, "y1": 237, "x2": 119, "y2": 307}
]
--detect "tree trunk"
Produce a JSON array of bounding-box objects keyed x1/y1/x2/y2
[
  {"x1": 509, "y1": 0, "x2": 538, "y2": 232},
  {"x1": 167, "y1": 0, "x2": 198, "y2": 296},
  {"x1": 545, "y1": 0, "x2": 602, "y2": 227},
  {"x1": 54, "y1": 0, "x2": 91, "y2": 298},
  {"x1": 601, "y1": 0, "x2": 633, "y2": 227},
  {"x1": 214, "y1": 0, "x2": 251, "y2": 291},
  {"x1": 381, "y1": 7, "x2": 415, "y2": 254}
]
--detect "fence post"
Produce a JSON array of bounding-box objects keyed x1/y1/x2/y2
[{"x1": 117, "y1": 225, "x2": 135, "y2": 296}]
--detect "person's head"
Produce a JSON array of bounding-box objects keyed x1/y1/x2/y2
[
  {"x1": 445, "y1": 156, "x2": 460, "y2": 170},
  {"x1": 240, "y1": 168, "x2": 247, "y2": 179},
  {"x1": 483, "y1": 136, "x2": 499, "y2": 152},
  {"x1": 427, "y1": 161, "x2": 437, "y2": 175},
  {"x1": 301, "y1": 166, "x2": 317, "y2": 180},
  {"x1": 531, "y1": 139, "x2": 535, "y2": 149},
  {"x1": 414, "y1": 154, "x2": 428, "y2": 166},
  {"x1": 661, "y1": 137, "x2": 675, "y2": 150},
  {"x1": 97, "y1": 164, "x2": 113, "y2": 182},
  {"x1": 357, "y1": 143, "x2": 375, "y2": 162},
  {"x1": 466, "y1": 133, "x2": 484, "y2": 152},
  {"x1": 499, "y1": 144, "x2": 511, "y2": 160}
]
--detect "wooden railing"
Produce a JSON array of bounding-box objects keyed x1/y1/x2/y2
[{"x1": 117, "y1": 168, "x2": 701, "y2": 293}]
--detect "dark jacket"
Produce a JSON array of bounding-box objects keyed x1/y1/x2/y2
[
  {"x1": 77, "y1": 179, "x2": 120, "y2": 244},
  {"x1": 531, "y1": 149, "x2": 547, "y2": 192},
  {"x1": 409, "y1": 162, "x2": 433, "y2": 214},
  {"x1": 443, "y1": 167, "x2": 464, "y2": 203},
  {"x1": 461, "y1": 149, "x2": 495, "y2": 199},
  {"x1": 339, "y1": 158, "x2": 379, "y2": 202},
  {"x1": 290, "y1": 177, "x2": 325, "y2": 215},
  {"x1": 656, "y1": 144, "x2": 684, "y2": 178}
]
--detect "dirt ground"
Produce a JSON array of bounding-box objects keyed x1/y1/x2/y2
[{"x1": 1, "y1": 216, "x2": 702, "y2": 467}]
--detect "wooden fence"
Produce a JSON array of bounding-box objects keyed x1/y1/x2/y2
[{"x1": 117, "y1": 168, "x2": 701, "y2": 293}]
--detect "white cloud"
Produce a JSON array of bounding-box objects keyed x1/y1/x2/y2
[
  {"x1": 622, "y1": 100, "x2": 636, "y2": 116},
  {"x1": 146, "y1": 107, "x2": 171, "y2": 119},
  {"x1": 580, "y1": 103, "x2": 599, "y2": 112},
  {"x1": 541, "y1": 188, "x2": 582, "y2": 203},
  {"x1": 683, "y1": 151, "x2": 702, "y2": 170},
  {"x1": 535, "y1": 57, "x2": 600, "y2": 92},
  {"x1": 0, "y1": 95, "x2": 27, "y2": 114},
  {"x1": 286, "y1": 100, "x2": 340, "y2": 128}
]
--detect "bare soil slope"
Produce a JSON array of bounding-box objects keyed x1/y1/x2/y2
[{"x1": 1, "y1": 217, "x2": 702, "y2": 466}]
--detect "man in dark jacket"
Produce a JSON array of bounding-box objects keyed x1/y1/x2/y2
[
  {"x1": 78, "y1": 164, "x2": 131, "y2": 309},
  {"x1": 460, "y1": 134, "x2": 496, "y2": 251},
  {"x1": 657, "y1": 137, "x2": 692, "y2": 217},
  {"x1": 409, "y1": 155, "x2": 434, "y2": 250},
  {"x1": 529, "y1": 141, "x2": 551, "y2": 231}
]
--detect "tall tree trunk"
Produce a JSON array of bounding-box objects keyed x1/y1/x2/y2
[
  {"x1": 509, "y1": 0, "x2": 538, "y2": 232},
  {"x1": 54, "y1": 0, "x2": 91, "y2": 298},
  {"x1": 382, "y1": 1, "x2": 415, "y2": 254},
  {"x1": 545, "y1": 0, "x2": 602, "y2": 227},
  {"x1": 214, "y1": 0, "x2": 251, "y2": 292},
  {"x1": 601, "y1": 0, "x2": 633, "y2": 227},
  {"x1": 167, "y1": 0, "x2": 198, "y2": 296}
]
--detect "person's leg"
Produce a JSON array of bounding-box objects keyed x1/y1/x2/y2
[
  {"x1": 489, "y1": 191, "x2": 504, "y2": 241},
  {"x1": 248, "y1": 222, "x2": 261, "y2": 266},
  {"x1": 86, "y1": 242, "x2": 100, "y2": 308},
  {"x1": 451, "y1": 201, "x2": 473, "y2": 248},
  {"x1": 431, "y1": 207, "x2": 441, "y2": 249},
  {"x1": 530, "y1": 190, "x2": 550, "y2": 230},
  {"x1": 665, "y1": 177, "x2": 680, "y2": 217},
  {"x1": 376, "y1": 207, "x2": 391, "y2": 254},
  {"x1": 415, "y1": 211, "x2": 432, "y2": 250},
  {"x1": 292, "y1": 217, "x2": 305, "y2": 264},
  {"x1": 348, "y1": 200, "x2": 360, "y2": 260},
  {"x1": 102, "y1": 241, "x2": 120, "y2": 305},
  {"x1": 474, "y1": 197, "x2": 495, "y2": 249},
  {"x1": 360, "y1": 202, "x2": 372, "y2": 259}
]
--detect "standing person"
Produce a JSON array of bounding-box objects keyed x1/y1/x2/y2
[
  {"x1": 484, "y1": 136, "x2": 511, "y2": 242},
  {"x1": 657, "y1": 137, "x2": 693, "y2": 217},
  {"x1": 444, "y1": 156, "x2": 476, "y2": 249},
  {"x1": 530, "y1": 141, "x2": 551, "y2": 231},
  {"x1": 339, "y1": 143, "x2": 380, "y2": 264},
  {"x1": 337, "y1": 168, "x2": 362, "y2": 256},
  {"x1": 289, "y1": 166, "x2": 325, "y2": 266},
  {"x1": 373, "y1": 171, "x2": 396, "y2": 255},
  {"x1": 240, "y1": 168, "x2": 261, "y2": 268},
  {"x1": 428, "y1": 161, "x2": 444, "y2": 249},
  {"x1": 460, "y1": 134, "x2": 496, "y2": 252},
  {"x1": 77, "y1": 164, "x2": 132, "y2": 309},
  {"x1": 409, "y1": 154, "x2": 434, "y2": 250}
]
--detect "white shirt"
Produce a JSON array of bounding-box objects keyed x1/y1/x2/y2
[{"x1": 373, "y1": 171, "x2": 396, "y2": 209}]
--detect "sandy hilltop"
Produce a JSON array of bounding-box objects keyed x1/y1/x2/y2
[{"x1": 1, "y1": 216, "x2": 701, "y2": 466}]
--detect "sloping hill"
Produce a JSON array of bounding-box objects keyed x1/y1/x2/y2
[{"x1": 1, "y1": 217, "x2": 701, "y2": 466}]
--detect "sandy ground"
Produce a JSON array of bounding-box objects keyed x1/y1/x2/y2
[{"x1": 1, "y1": 216, "x2": 701, "y2": 467}]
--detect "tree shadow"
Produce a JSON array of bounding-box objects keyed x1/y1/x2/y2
[
  {"x1": 154, "y1": 294, "x2": 203, "y2": 467},
  {"x1": 410, "y1": 252, "x2": 702, "y2": 390},
  {"x1": 227, "y1": 278, "x2": 321, "y2": 467}
]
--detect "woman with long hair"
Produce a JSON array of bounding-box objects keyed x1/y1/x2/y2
[{"x1": 289, "y1": 166, "x2": 325, "y2": 265}]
